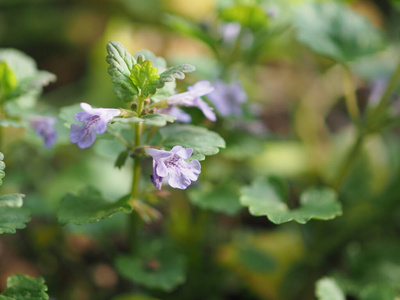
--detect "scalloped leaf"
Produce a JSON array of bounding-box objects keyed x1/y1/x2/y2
[
  {"x1": 115, "y1": 113, "x2": 176, "y2": 127},
  {"x1": 0, "y1": 152, "x2": 5, "y2": 185},
  {"x1": 57, "y1": 187, "x2": 132, "y2": 225},
  {"x1": 0, "y1": 274, "x2": 49, "y2": 300},
  {"x1": 294, "y1": 2, "x2": 385, "y2": 62},
  {"x1": 189, "y1": 182, "x2": 241, "y2": 215},
  {"x1": 106, "y1": 41, "x2": 139, "y2": 102},
  {"x1": 160, "y1": 125, "x2": 225, "y2": 161},
  {"x1": 240, "y1": 178, "x2": 342, "y2": 224},
  {"x1": 155, "y1": 64, "x2": 195, "y2": 87},
  {"x1": 315, "y1": 277, "x2": 345, "y2": 300},
  {"x1": 115, "y1": 239, "x2": 186, "y2": 292},
  {"x1": 0, "y1": 194, "x2": 29, "y2": 234}
]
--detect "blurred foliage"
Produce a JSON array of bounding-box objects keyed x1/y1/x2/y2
[{"x1": 1, "y1": 0, "x2": 400, "y2": 299}]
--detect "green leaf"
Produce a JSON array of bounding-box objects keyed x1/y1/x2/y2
[
  {"x1": 0, "y1": 61, "x2": 18, "y2": 97},
  {"x1": 115, "y1": 113, "x2": 176, "y2": 127},
  {"x1": 115, "y1": 149, "x2": 130, "y2": 169},
  {"x1": 240, "y1": 177, "x2": 342, "y2": 224},
  {"x1": 150, "y1": 81, "x2": 176, "y2": 102},
  {"x1": 315, "y1": 277, "x2": 345, "y2": 300},
  {"x1": 130, "y1": 60, "x2": 160, "y2": 96},
  {"x1": 0, "y1": 194, "x2": 29, "y2": 234},
  {"x1": 0, "y1": 152, "x2": 5, "y2": 186},
  {"x1": 360, "y1": 284, "x2": 399, "y2": 300},
  {"x1": 134, "y1": 50, "x2": 167, "y2": 72},
  {"x1": 0, "y1": 274, "x2": 49, "y2": 300},
  {"x1": 112, "y1": 294, "x2": 160, "y2": 300},
  {"x1": 0, "y1": 194, "x2": 25, "y2": 208},
  {"x1": 237, "y1": 244, "x2": 277, "y2": 273},
  {"x1": 189, "y1": 182, "x2": 241, "y2": 215},
  {"x1": 294, "y1": 2, "x2": 385, "y2": 62},
  {"x1": 155, "y1": 64, "x2": 195, "y2": 88},
  {"x1": 106, "y1": 41, "x2": 139, "y2": 102},
  {"x1": 57, "y1": 187, "x2": 132, "y2": 225},
  {"x1": 220, "y1": 5, "x2": 269, "y2": 30},
  {"x1": 160, "y1": 125, "x2": 225, "y2": 161},
  {"x1": 0, "y1": 49, "x2": 56, "y2": 102},
  {"x1": 115, "y1": 239, "x2": 186, "y2": 292},
  {"x1": 163, "y1": 14, "x2": 217, "y2": 52}
]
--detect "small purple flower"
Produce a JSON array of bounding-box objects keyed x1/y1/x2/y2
[
  {"x1": 168, "y1": 81, "x2": 216, "y2": 121},
  {"x1": 207, "y1": 80, "x2": 247, "y2": 117},
  {"x1": 70, "y1": 102, "x2": 120, "y2": 149},
  {"x1": 29, "y1": 116, "x2": 57, "y2": 148},
  {"x1": 146, "y1": 146, "x2": 201, "y2": 190}
]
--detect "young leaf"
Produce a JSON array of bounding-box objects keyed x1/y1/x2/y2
[
  {"x1": 160, "y1": 125, "x2": 225, "y2": 160},
  {"x1": 0, "y1": 194, "x2": 29, "y2": 234},
  {"x1": 57, "y1": 187, "x2": 132, "y2": 225},
  {"x1": 115, "y1": 113, "x2": 176, "y2": 127},
  {"x1": 115, "y1": 239, "x2": 186, "y2": 292},
  {"x1": 129, "y1": 60, "x2": 160, "y2": 96},
  {"x1": 0, "y1": 61, "x2": 18, "y2": 98},
  {"x1": 0, "y1": 274, "x2": 49, "y2": 300},
  {"x1": 134, "y1": 50, "x2": 167, "y2": 73},
  {"x1": 106, "y1": 41, "x2": 139, "y2": 102},
  {"x1": 294, "y1": 2, "x2": 385, "y2": 62},
  {"x1": 0, "y1": 49, "x2": 56, "y2": 102},
  {"x1": 240, "y1": 177, "x2": 342, "y2": 224},
  {"x1": 315, "y1": 277, "x2": 345, "y2": 300}
]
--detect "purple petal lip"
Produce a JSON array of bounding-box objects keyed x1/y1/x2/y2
[
  {"x1": 70, "y1": 102, "x2": 120, "y2": 149},
  {"x1": 146, "y1": 146, "x2": 201, "y2": 190},
  {"x1": 166, "y1": 81, "x2": 216, "y2": 121}
]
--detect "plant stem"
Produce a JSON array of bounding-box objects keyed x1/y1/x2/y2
[
  {"x1": 374, "y1": 58, "x2": 400, "y2": 119},
  {"x1": 341, "y1": 65, "x2": 360, "y2": 124},
  {"x1": 332, "y1": 131, "x2": 364, "y2": 190},
  {"x1": 128, "y1": 114, "x2": 143, "y2": 251}
]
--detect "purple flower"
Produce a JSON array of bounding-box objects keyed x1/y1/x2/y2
[
  {"x1": 168, "y1": 81, "x2": 216, "y2": 121},
  {"x1": 159, "y1": 105, "x2": 192, "y2": 123},
  {"x1": 207, "y1": 80, "x2": 247, "y2": 117},
  {"x1": 29, "y1": 116, "x2": 57, "y2": 148},
  {"x1": 146, "y1": 146, "x2": 201, "y2": 190},
  {"x1": 70, "y1": 102, "x2": 120, "y2": 149}
]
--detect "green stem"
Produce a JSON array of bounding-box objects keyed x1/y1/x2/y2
[
  {"x1": 128, "y1": 117, "x2": 143, "y2": 251},
  {"x1": 332, "y1": 131, "x2": 364, "y2": 190},
  {"x1": 341, "y1": 65, "x2": 360, "y2": 124}
]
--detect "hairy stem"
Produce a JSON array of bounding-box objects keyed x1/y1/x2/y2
[{"x1": 128, "y1": 118, "x2": 143, "y2": 251}]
